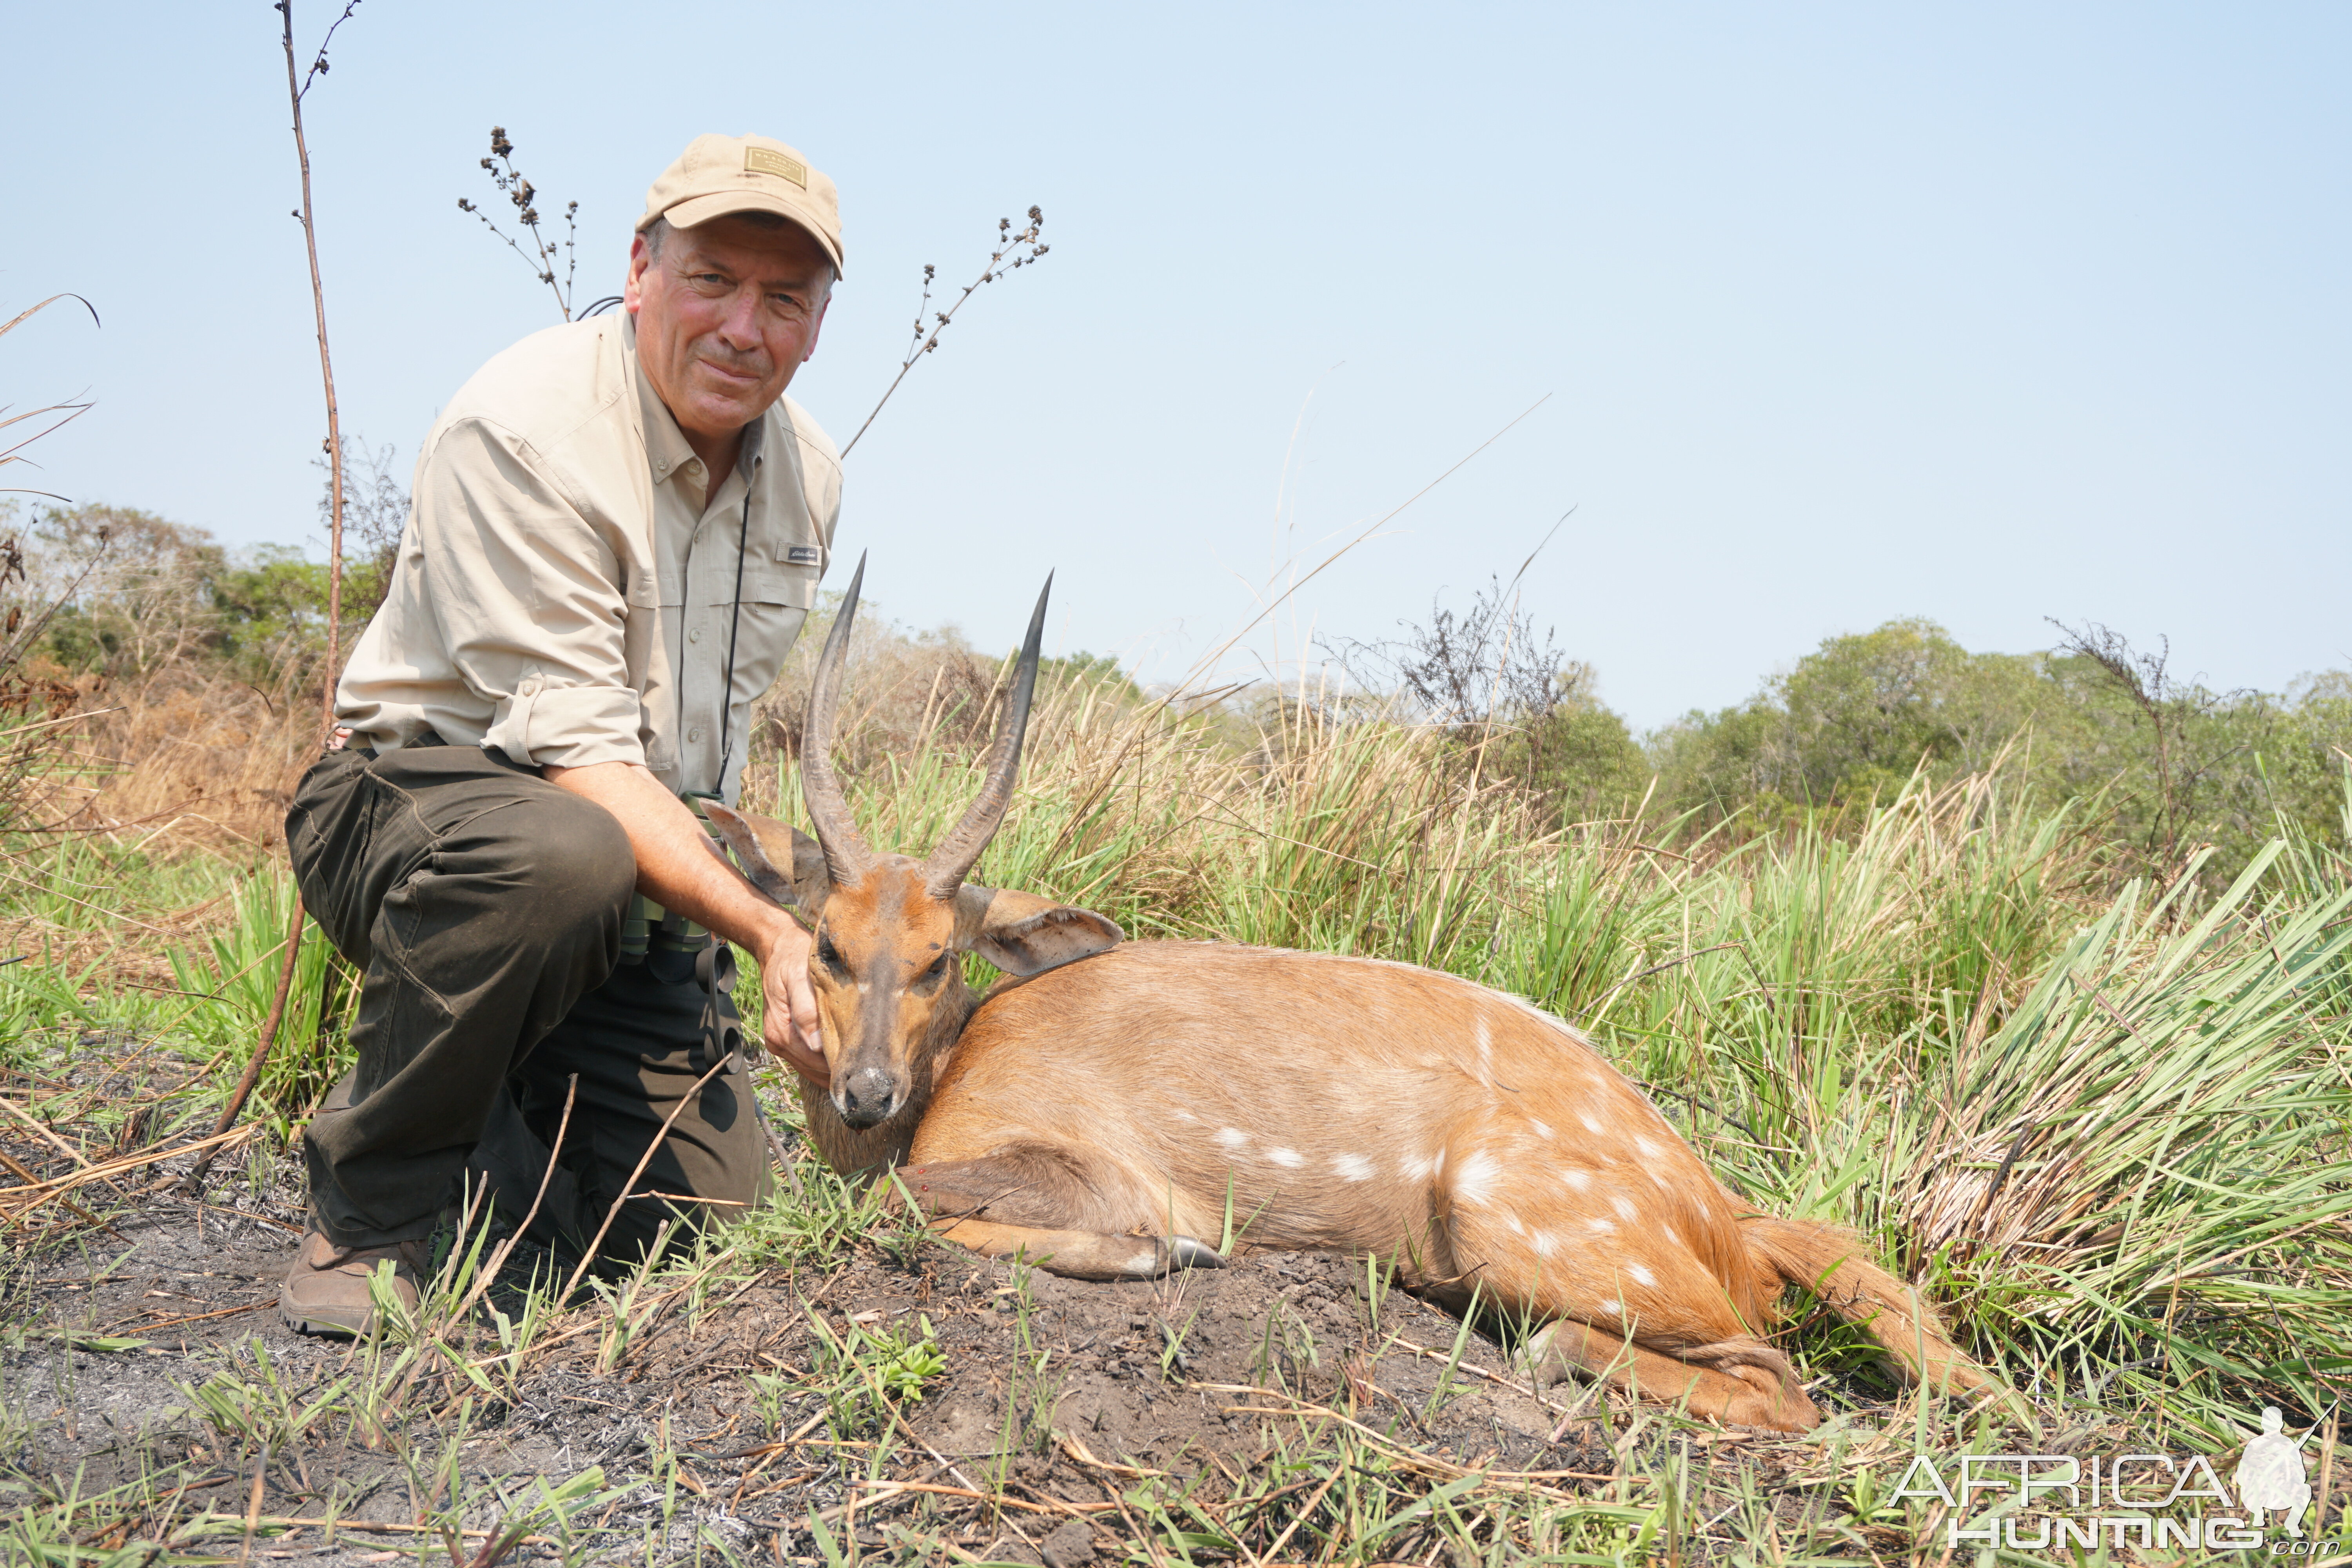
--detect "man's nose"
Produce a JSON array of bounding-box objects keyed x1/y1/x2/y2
[{"x1": 715, "y1": 287, "x2": 764, "y2": 349}]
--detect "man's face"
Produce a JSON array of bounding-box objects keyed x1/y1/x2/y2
[{"x1": 626, "y1": 214, "x2": 833, "y2": 445}]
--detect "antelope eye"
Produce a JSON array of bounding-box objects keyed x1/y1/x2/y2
[{"x1": 816, "y1": 935, "x2": 850, "y2": 977}]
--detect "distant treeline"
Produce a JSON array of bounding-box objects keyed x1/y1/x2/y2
[
  {"x1": 1396, "y1": 609, "x2": 2351, "y2": 884},
  {"x1": 9, "y1": 501, "x2": 2348, "y2": 884}
]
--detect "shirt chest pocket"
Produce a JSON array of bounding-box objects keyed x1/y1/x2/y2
[
  {"x1": 740, "y1": 554, "x2": 820, "y2": 611},
  {"x1": 656, "y1": 528, "x2": 824, "y2": 610}
]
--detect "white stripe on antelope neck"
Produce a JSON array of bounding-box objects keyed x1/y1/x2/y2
[
  {"x1": 1267, "y1": 1146, "x2": 1305, "y2": 1168},
  {"x1": 1332, "y1": 1153, "x2": 1374, "y2": 1182},
  {"x1": 1215, "y1": 1127, "x2": 1249, "y2": 1150}
]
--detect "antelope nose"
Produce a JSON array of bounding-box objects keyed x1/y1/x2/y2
[{"x1": 838, "y1": 1067, "x2": 898, "y2": 1129}]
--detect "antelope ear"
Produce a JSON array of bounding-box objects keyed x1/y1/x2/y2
[
  {"x1": 953, "y1": 885, "x2": 1124, "y2": 977},
  {"x1": 704, "y1": 802, "x2": 830, "y2": 915}
]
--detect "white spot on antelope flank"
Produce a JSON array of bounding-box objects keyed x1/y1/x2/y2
[
  {"x1": 1634, "y1": 1136, "x2": 1664, "y2": 1160},
  {"x1": 1401, "y1": 1153, "x2": 1436, "y2": 1181},
  {"x1": 1267, "y1": 1146, "x2": 1305, "y2": 1169},
  {"x1": 1433, "y1": 1148, "x2": 1448, "y2": 1178},
  {"x1": 1561, "y1": 1168, "x2": 1593, "y2": 1192},
  {"x1": 1580, "y1": 1115, "x2": 1604, "y2": 1134},
  {"x1": 1172, "y1": 1108, "x2": 1195, "y2": 1122},
  {"x1": 1506, "y1": 1214, "x2": 1525, "y2": 1235},
  {"x1": 1600, "y1": 1299, "x2": 1622, "y2": 1316},
  {"x1": 1532, "y1": 1231, "x2": 1559, "y2": 1258},
  {"x1": 1612, "y1": 1196, "x2": 1638, "y2": 1220},
  {"x1": 1627, "y1": 1263, "x2": 1656, "y2": 1287},
  {"x1": 1333, "y1": 1154, "x2": 1374, "y2": 1182},
  {"x1": 1216, "y1": 1127, "x2": 1249, "y2": 1151},
  {"x1": 1661, "y1": 1227, "x2": 1682, "y2": 1251},
  {"x1": 1586, "y1": 1216, "x2": 1615, "y2": 1235},
  {"x1": 1529, "y1": 1119, "x2": 1554, "y2": 1140},
  {"x1": 1454, "y1": 1150, "x2": 1503, "y2": 1205},
  {"x1": 1648, "y1": 1171, "x2": 1671, "y2": 1190}
]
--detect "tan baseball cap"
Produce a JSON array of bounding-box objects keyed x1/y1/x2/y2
[{"x1": 637, "y1": 133, "x2": 844, "y2": 277}]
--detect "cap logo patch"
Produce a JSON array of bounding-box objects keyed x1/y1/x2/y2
[{"x1": 745, "y1": 148, "x2": 808, "y2": 189}]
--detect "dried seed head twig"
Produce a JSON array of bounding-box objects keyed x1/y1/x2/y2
[
  {"x1": 457, "y1": 125, "x2": 583, "y2": 322},
  {"x1": 840, "y1": 205, "x2": 1050, "y2": 459}
]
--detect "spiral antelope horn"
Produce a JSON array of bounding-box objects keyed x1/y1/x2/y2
[
  {"x1": 799, "y1": 552, "x2": 874, "y2": 886},
  {"x1": 922, "y1": 574, "x2": 1051, "y2": 898}
]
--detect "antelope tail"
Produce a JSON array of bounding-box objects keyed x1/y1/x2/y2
[{"x1": 1744, "y1": 1217, "x2": 2002, "y2": 1401}]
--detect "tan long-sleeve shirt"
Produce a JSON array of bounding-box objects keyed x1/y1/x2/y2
[{"x1": 336, "y1": 312, "x2": 840, "y2": 804}]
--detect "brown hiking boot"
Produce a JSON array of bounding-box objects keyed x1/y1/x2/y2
[{"x1": 278, "y1": 1229, "x2": 428, "y2": 1337}]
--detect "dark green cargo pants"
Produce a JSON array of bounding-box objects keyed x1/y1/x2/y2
[{"x1": 285, "y1": 742, "x2": 768, "y2": 1266}]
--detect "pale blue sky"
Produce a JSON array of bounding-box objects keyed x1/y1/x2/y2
[{"x1": 5, "y1": 3, "x2": 2346, "y2": 727}]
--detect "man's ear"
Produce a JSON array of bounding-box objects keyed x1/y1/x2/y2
[
  {"x1": 952, "y1": 885, "x2": 1124, "y2": 977},
  {"x1": 623, "y1": 232, "x2": 652, "y2": 313},
  {"x1": 704, "y1": 802, "x2": 829, "y2": 915}
]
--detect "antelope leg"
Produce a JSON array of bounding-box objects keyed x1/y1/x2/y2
[
  {"x1": 1527, "y1": 1319, "x2": 1820, "y2": 1432},
  {"x1": 918, "y1": 1214, "x2": 1221, "y2": 1281},
  {"x1": 887, "y1": 1153, "x2": 1223, "y2": 1281}
]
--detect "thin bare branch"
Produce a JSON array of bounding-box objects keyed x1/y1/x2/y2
[{"x1": 840, "y1": 207, "x2": 1050, "y2": 459}]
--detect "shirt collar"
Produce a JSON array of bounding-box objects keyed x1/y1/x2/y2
[{"x1": 625, "y1": 314, "x2": 768, "y2": 485}]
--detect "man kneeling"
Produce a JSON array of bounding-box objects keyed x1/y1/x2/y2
[{"x1": 280, "y1": 132, "x2": 846, "y2": 1334}]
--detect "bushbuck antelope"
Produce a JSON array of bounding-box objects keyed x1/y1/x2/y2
[{"x1": 708, "y1": 563, "x2": 1994, "y2": 1431}]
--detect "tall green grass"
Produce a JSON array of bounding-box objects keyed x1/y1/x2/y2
[
  {"x1": 0, "y1": 844, "x2": 343, "y2": 1136},
  {"x1": 164, "y1": 869, "x2": 354, "y2": 1130}
]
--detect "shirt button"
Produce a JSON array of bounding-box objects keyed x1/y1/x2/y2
[
  {"x1": 689, "y1": 727, "x2": 705, "y2": 743},
  {"x1": 688, "y1": 628, "x2": 701, "y2": 643}
]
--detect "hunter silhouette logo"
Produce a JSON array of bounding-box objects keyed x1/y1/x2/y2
[
  {"x1": 2236, "y1": 1407, "x2": 2313, "y2": 1538},
  {"x1": 1892, "y1": 1402, "x2": 2331, "y2": 1552}
]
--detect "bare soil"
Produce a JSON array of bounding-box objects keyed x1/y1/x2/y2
[
  {"x1": 0, "y1": 1049, "x2": 2009, "y2": 1566},
  {"x1": 0, "y1": 1136, "x2": 1736, "y2": 1564}
]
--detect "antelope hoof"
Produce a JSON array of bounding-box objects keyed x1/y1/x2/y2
[
  {"x1": 1164, "y1": 1235, "x2": 1225, "y2": 1272},
  {"x1": 1523, "y1": 1323, "x2": 1574, "y2": 1390}
]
